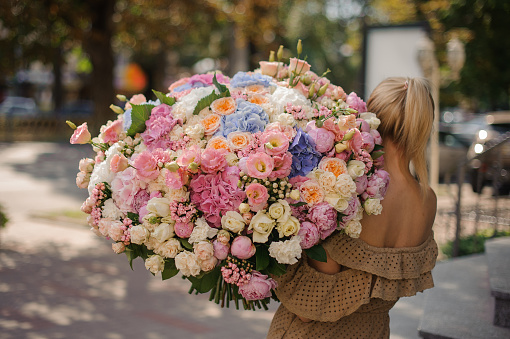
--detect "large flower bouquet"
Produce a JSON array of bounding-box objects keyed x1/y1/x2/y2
[{"x1": 69, "y1": 42, "x2": 389, "y2": 310}]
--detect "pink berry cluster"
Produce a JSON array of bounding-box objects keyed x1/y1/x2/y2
[
  {"x1": 169, "y1": 201, "x2": 197, "y2": 224},
  {"x1": 286, "y1": 103, "x2": 307, "y2": 120},
  {"x1": 121, "y1": 218, "x2": 133, "y2": 244},
  {"x1": 170, "y1": 134, "x2": 191, "y2": 151},
  {"x1": 221, "y1": 258, "x2": 253, "y2": 287}
]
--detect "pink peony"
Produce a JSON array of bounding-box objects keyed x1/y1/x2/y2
[
  {"x1": 70, "y1": 123, "x2": 91, "y2": 144},
  {"x1": 306, "y1": 124, "x2": 336, "y2": 153},
  {"x1": 110, "y1": 154, "x2": 129, "y2": 173},
  {"x1": 245, "y1": 183, "x2": 269, "y2": 212},
  {"x1": 213, "y1": 239, "x2": 230, "y2": 260},
  {"x1": 245, "y1": 152, "x2": 274, "y2": 179},
  {"x1": 238, "y1": 271, "x2": 277, "y2": 301},
  {"x1": 297, "y1": 221, "x2": 320, "y2": 249},
  {"x1": 288, "y1": 175, "x2": 310, "y2": 190},
  {"x1": 342, "y1": 197, "x2": 361, "y2": 224},
  {"x1": 363, "y1": 169, "x2": 390, "y2": 200},
  {"x1": 346, "y1": 92, "x2": 367, "y2": 114},
  {"x1": 102, "y1": 119, "x2": 123, "y2": 144},
  {"x1": 230, "y1": 236, "x2": 256, "y2": 259},
  {"x1": 308, "y1": 202, "x2": 338, "y2": 240},
  {"x1": 370, "y1": 129, "x2": 383, "y2": 145},
  {"x1": 355, "y1": 175, "x2": 368, "y2": 195},
  {"x1": 356, "y1": 118, "x2": 370, "y2": 133},
  {"x1": 200, "y1": 148, "x2": 227, "y2": 173},
  {"x1": 132, "y1": 189, "x2": 150, "y2": 214},
  {"x1": 348, "y1": 129, "x2": 363, "y2": 154},
  {"x1": 361, "y1": 132, "x2": 375, "y2": 153},
  {"x1": 174, "y1": 222, "x2": 194, "y2": 238},
  {"x1": 133, "y1": 151, "x2": 160, "y2": 181}
]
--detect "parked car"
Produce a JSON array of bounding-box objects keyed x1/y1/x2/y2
[
  {"x1": 0, "y1": 96, "x2": 39, "y2": 118},
  {"x1": 467, "y1": 111, "x2": 510, "y2": 194},
  {"x1": 438, "y1": 130, "x2": 470, "y2": 181}
]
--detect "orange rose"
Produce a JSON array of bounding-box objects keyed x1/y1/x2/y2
[
  {"x1": 318, "y1": 157, "x2": 348, "y2": 177},
  {"x1": 248, "y1": 94, "x2": 269, "y2": 105},
  {"x1": 211, "y1": 97, "x2": 236, "y2": 115},
  {"x1": 207, "y1": 136, "x2": 231, "y2": 152},
  {"x1": 201, "y1": 114, "x2": 221, "y2": 135},
  {"x1": 299, "y1": 180, "x2": 325, "y2": 206}
]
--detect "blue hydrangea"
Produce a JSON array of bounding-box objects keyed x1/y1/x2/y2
[
  {"x1": 229, "y1": 72, "x2": 275, "y2": 88},
  {"x1": 216, "y1": 99, "x2": 269, "y2": 137},
  {"x1": 288, "y1": 128, "x2": 322, "y2": 178},
  {"x1": 173, "y1": 82, "x2": 208, "y2": 92}
]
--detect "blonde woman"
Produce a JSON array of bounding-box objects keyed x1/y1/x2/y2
[{"x1": 267, "y1": 77, "x2": 438, "y2": 338}]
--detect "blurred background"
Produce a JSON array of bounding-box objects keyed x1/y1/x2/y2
[{"x1": 1, "y1": 1, "x2": 510, "y2": 338}]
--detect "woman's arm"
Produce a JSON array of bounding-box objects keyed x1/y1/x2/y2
[{"x1": 296, "y1": 249, "x2": 342, "y2": 322}]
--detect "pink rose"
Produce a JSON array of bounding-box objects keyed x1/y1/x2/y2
[
  {"x1": 133, "y1": 151, "x2": 160, "y2": 181},
  {"x1": 200, "y1": 148, "x2": 227, "y2": 173},
  {"x1": 110, "y1": 154, "x2": 129, "y2": 173},
  {"x1": 245, "y1": 152, "x2": 274, "y2": 179},
  {"x1": 213, "y1": 239, "x2": 230, "y2": 260},
  {"x1": 230, "y1": 236, "x2": 256, "y2": 259},
  {"x1": 70, "y1": 123, "x2": 91, "y2": 144},
  {"x1": 102, "y1": 119, "x2": 123, "y2": 144},
  {"x1": 308, "y1": 202, "x2": 338, "y2": 240},
  {"x1": 238, "y1": 271, "x2": 277, "y2": 301},
  {"x1": 175, "y1": 222, "x2": 194, "y2": 238},
  {"x1": 289, "y1": 58, "x2": 311, "y2": 75},
  {"x1": 297, "y1": 221, "x2": 320, "y2": 249},
  {"x1": 361, "y1": 132, "x2": 375, "y2": 153},
  {"x1": 245, "y1": 183, "x2": 269, "y2": 212}
]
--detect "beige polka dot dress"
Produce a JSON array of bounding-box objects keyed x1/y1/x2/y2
[{"x1": 267, "y1": 232, "x2": 438, "y2": 339}]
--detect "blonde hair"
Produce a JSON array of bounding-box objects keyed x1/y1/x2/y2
[{"x1": 366, "y1": 77, "x2": 434, "y2": 193}]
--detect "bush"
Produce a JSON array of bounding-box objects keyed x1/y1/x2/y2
[
  {"x1": 0, "y1": 204, "x2": 8, "y2": 228},
  {"x1": 441, "y1": 229, "x2": 510, "y2": 258}
]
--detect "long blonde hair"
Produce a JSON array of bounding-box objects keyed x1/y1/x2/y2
[{"x1": 366, "y1": 77, "x2": 435, "y2": 193}]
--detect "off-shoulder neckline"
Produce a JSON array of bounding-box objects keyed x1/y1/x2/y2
[{"x1": 346, "y1": 232, "x2": 435, "y2": 254}]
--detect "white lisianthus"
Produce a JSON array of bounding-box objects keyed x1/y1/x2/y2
[
  {"x1": 225, "y1": 152, "x2": 239, "y2": 166},
  {"x1": 188, "y1": 218, "x2": 218, "y2": 244},
  {"x1": 276, "y1": 216, "x2": 300, "y2": 238},
  {"x1": 154, "y1": 238, "x2": 182, "y2": 258},
  {"x1": 102, "y1": 199, "x2": 124, "y2": 220},
  {"x1": 145, "y1": 254, "x2": 165, "y2": 274},
  {"x1": 359, "y1": 112, "x2": 381, "y2": 130},
  {"x1": 268, "y1": 236, "x2": 302, "y2": 265},
  {"x1": 346, "y1": 160, "x2": 365, "y2": 179},
  {"x1": 249, "y1": 210, "x2": 276, "y2": 243},
  {"x1": 324, "y1": 194, "x2": 349, "y2": 212},
  {"x1": 364, "y1": 198, "x2": 383, "y2": 215},
  {"x1": 318, "y1": 171, "x2": 337, "y2": 194},
  {"x1": 146, "y1": 197, "x2": 171, "y2": 217},
  {"x1": 344, "y1": 219, "x2": 362, "y2": 238},
  {"x1": 175, "y1": 250, "x2": 201, "y2": 277},
  {"x1": 268, "y1": 199, "x2": 291, "y2": 224},
  {"x1": 87, "y1": 143, "x2": 120, "y2": 195},
  {"x1": 335, "y1": 174, "x2": 357, "y2": 199},
  {"x1": 185, "y1": 123, "x2": 205, "y2": 140},
  {"x1": 130, "y1": 225, "x2": 150, "y2": 245},
  {"x1": 112, "y1": 242, "x2": 126, "y2": 254},
  {"x1": 275, "y1": 113, "x2": 296, "y2": 127},
  {"x1": 152, "y1": 223, "x2": 175, "y2": 243},
  {"x1": 221, "y1": 211, "x2": 246, "y2": 234}
]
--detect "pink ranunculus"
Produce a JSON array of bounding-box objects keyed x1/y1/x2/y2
[
  {"x1": 269, "y1": 152, "x2": 292, "y2": 180},
  {"x1": 308, "y1": 202, "x2": 338, "y2": 240},
  {"x1": 346, "y1": 92, "x2": 367, "y2": 114},
  {"x1": 76, "y1": 171, "x2": 90, "y2": 189},
  {"x1": 245, "y1": 152, "x2": 274, "y2": 179},
  {"x1": 213, "y1": 239, "x2": 230, "y2": 260},
  {"x1": 330, "y1": 85, "x2": 347, "y2": 101},
  {"x1": 230, "y1": 236, "x2": 256, "y2": 259},
  {"x1": 297, "y1": 221, "x2": 320, "y2": 249},
  {"x1": 289, "y1": 58, "x2": 311, "y2": 75},
  {"x1": 355, "y1": 175, "x2": 368, "y2": 195},
  {"x1": 262, "y1": 131, "x2": 289, "y2": 156},
  {"x1": 102, "y1": 119, "x2": 123, "y2": 144},
  {"x1": 70, "y1": 123, "x2": 91, "y2": 144},
  {"x1": 348, "y1": 129, "x2": 363, "y2": 154},
  {"x1": 174, "y1": 222, "x2": 194, "y2": 238},
  {"x1": 111, "y1": 167, "x2": 143, "y2": 213},
  {"x1": 110, "y1": 154, "x2": 129, "y2": 173},
  {"x1": 370, "y1": 129, "x2": 383, "y2": 145},
  {"x1": 356, "y1": 118, "x2": 370, "y2": 133},
  {"x1": 238, "y1": 271, "x2": 277, "y2": 301},
  {"x1": 133, "y1": 150, "x2": 160, "y2": 181},
  {"x1": 200, "y1": 148, "x2": 227, "y2": 174},
  {"x1": 361, "y1": 132, "x2": 375, "y2": 153},
  {"x1": 245, "y1": 183, "x2": 269, "y2": 212},
  {"x1": 307, "y1": 125, "x2": 336, "y2": 153}
]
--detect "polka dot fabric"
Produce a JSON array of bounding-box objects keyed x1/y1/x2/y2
[{"x1": 267, "y1": 233, "x2": 438, "y2": 339}]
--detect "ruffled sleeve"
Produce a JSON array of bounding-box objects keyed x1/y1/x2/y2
[{"x1": 273, "y1": 232, "x2": 438, "y2": 322}]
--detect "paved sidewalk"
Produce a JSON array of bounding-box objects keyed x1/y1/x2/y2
[{"x1": 0, "y1": 142, "x2": 434, "y2": 339}]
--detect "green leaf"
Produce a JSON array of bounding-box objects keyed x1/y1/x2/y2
[
  {"x1": 290, "y1": 202, "x2": 307, "y2": 207},
  {"x1": 152, "y1": 89, "x2": 176, "y2": 106},
  {"x1": 179, "y1": 238, "x2": 193, "y2": 250},
  {"x1": 373, "y1": 144, "x2": 384, "y2": 151},
  {"x1": 187, "y1": 266, "x2": 221, "y2": 293},
  {"x1": 162, "y1": 259, "x2": 179, "y2": 280},
  {"x1": 255, "y1": 246, "x2": 270, "y2": 271},
  {"x1": 305, "y1": 244, "x2": 327, "y2": 262},
  {"x1": 127, "y1": 104, "x2": 155, "y2": 136},
  {"x1": 266, "y1": 257, "x2": 287, "y2": 276},
  {"x1": 127, "y1": 212, "x2": 139, "y2": 224},
  {"x1": 212, "y1": 73, "x2": 230, "y2": 97},
  {"x1": 192, "y1": 90, "x2": 221, "y2": 115},
  {"x1": 371, "y1": 150, "x2": 385, "y2": 160},
  {"x1": 125, "y1": 247, "x2": 138, "y2": 270}
]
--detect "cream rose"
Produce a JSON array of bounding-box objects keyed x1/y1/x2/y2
[
  {"x1": 112, "y1": 242, "x2": 126, "y2": 254},
  {"x1": 199, "y1": 256, "x2": 218, "y2": 272},
  {"x1": 268, "y1": 236, "x2": 302, "y2": 265},
  {"x1": 152, "y1": 223, "x2": 175, "y2": 243},
  {"x1": 359, "y1": 112, "x2": 381, "y2": 130},
  {"x1": 108, "y1": 220, "x2": 125, "y2": 242},
  {"x1": 276, "y1": 216, "x2": 300, "y2": 238},
  {"x1": 268, "y1": 200, "x2": 291, "y2": 224},
  {"x1": 318, "y1": 171, "x2": 337, "y2": 194},
  {"x1": 324, "y1": 194, "x2": 350, "y2": 212},
  {"x1": 185, "y1": 124, "x2": 205, "y2": 140},
  {"x1": 225, "y1": 152, "x2": 239, "y2": 166},
  {"x1": 130, "y1": 225, "x2": 150, "y2": 245},
  {"x1": 249, "y1": 210, "x2": 276, "y2": 243},
  {"x1": 155, "y1": 238, "x2": 182, "y2": 258},
  {"x1": 275, "y1": 113, "x2": 296, "y2": 127},
  {"x1": 335, "y1": 174, "x2": 357, "y2": 199},
  {"x1": 193, "y1": 241, "x2": 215, "y2": 261},
  {"x1": 221, "y1": 211, "x2": 246, "y2": 234},
  {"x1": 344, "y1": 219, "x2": 362, "y2": 238},
  {"x1": 175, "y1": 250, "x2": 201, "y2": 276},
  {"x1": 364, "y1": 198, "x2": 383, "y2": 215},
  {"x1": 146, "y1": 197, "x2": 171, "y2": 217},
  {"x1": 347, "y1": 160, "x2": 365, "y2": 179},
  {"x1": 144, "y1": 254, "x2": 165, "y2": 274}
]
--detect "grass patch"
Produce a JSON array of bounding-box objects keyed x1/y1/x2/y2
[
  {"x1": 31, "y1": 209, "x2": 89, "y2": 226},
  {"x1": 441, "y1": 229, "x2": 510, "y2": 258}
]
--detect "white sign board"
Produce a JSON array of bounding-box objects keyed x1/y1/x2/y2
[{"x1": 364, "y1": 25, "x2": 428, "y2": 99}]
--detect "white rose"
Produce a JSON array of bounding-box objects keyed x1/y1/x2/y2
[
  {"x1": 268, "y1": 236, "x2": 302, "y2": 265},
  {"x1": 268, "y1": 200, "x2": 291, "y2": 223},
  {"x1": 318, "y1": 171, "x2": 337, "y2": 194},
  {"x1": 112, "y1": 242, "x2": 126, "y2": 254},
  {"x1": 130, "y1": 225, "x2": 150, "y2": 244},
  {"x1": 335, "y1": 174, "x2": 357, "y2": 199},
  {"x1": 225, "y1": 152, "x2": 239, "y2": 166},
  {"x1": 185, "y1": 123, "x2": 205, "y2": 140},
  {"x1": 346, "y1": 160, "x2": 365, "y2": 179},
  {"x1": 289, "y1": 189, "x2": 300, "y2": 201},
  {"x1": 364, "y1": 198, "x2": 383, "y2": 215},
  {"x1": 221, "y1": 211, "x2": 246, "y2": 234},
  {"x1": 165, "y1": 188, "x2": 190, "y2": 203},
  {"x1": 248, "y1": 210, "x2": 276, "y2": 243},
  {"x1": 108, "y1": 220, "x2": 125, "y2": 242},
  {"x1": 193, "y1": 241, "x2": 215, "y2": 261},
  {"x1": 324, "y1": 194, "x2": 349, "y2": 212},
  {"x1": 145, "y1": 254, "x2": 165, "y2": 274},
  {"x1": 155, "y1": 238, "x2": 182, "y2": 258},
  {"x1": 344, "y1": 219, "x2": 362, "y2": 238},
  {"x1": 239, "y1": 203, "x2": 251, "y2": 214},
  {"x1": 276, "y1": 216, "x2": 300, "y2": 238},
  {"x1": 87, "y1": 144, "x2": 120, "y2": 195},
  {"x1": 275, "y1": 113, "x2": 296, "y2": 127},
  {"x1": 102, "y1": 199, "x2": 125, "y2": 220},
  {"x1": 188, "y1": 218, "x2": 218, "y2": 244},
  {"x1": 199, "y1": 256, "x2": 218, "y2": 272},
  {"x1": 152, "y1": 223, "x2": 175, "y2": 243},
  {"x1": 359, "y1": 112, "x2": 381, "y2": 130},
  {"x1": 175, "y1": 250, "x2": 201, "y2": 276},
  {"x1": 146, "y1": 197, "x2": 171, "y2": 217},
  {"x1": 145, "y1": 235, "x2": 162, "y2": 251}
]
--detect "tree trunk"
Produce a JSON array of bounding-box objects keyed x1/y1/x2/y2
[
  {"x1": 52, "y1": 46, "x2": 63, "y2": 115},
  {"x1": 83, "y1": 0, "x2": 116, "y2": 135}
]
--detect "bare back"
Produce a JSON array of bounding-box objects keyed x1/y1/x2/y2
[{"x1": 359, "y1": 174, "x2": 437, "y2": 249}]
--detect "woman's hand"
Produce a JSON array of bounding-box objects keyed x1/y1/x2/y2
[
  {"x1": 307, "y1": 249, "x2": 342, "y2": 275},
  {"x1": 297, "y1": 315, "x2": 312, "y2": 323}
]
